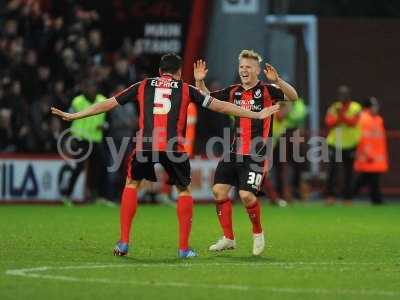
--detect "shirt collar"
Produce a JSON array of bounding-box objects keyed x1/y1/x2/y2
[
  {"x1": 240, "y1": 80, "x2": 261, "y2": 91},
  {"x1": 160, "y1": 73, "x2": 174, "y2": 79}
]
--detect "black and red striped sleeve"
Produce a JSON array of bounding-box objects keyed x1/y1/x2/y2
[
  {"x1": 114, "y1": 82, "x2": 141, "y2": 105},
  {"x1": 188, "y1": 85, "x2": 213, "y2": 108},
  {"x1": 210, "y1": 87, "x2": 231, "y2": 101},
  {"x1": 267, "y1": 84, "x2": 284, "y2": 103}
]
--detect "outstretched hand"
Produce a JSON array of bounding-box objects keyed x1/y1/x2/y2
[
  {"x1": 258, "y1": 104, "x2": 280, "y2": 119},
  {"x1": 51, "y1": 107, "x2": 75, "y2": 121},
  {"x1": 264, "y1": 63, "x2": 280, "y2": 83},
  {"x1": 193, "y1": 59, "x2": 208, "y2": 81}
]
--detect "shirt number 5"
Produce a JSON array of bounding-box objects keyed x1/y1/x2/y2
[{"x1": 153, "y1": 88, "x2": 172, "y2": 115}]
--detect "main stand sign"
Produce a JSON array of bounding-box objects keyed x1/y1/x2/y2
[{"x1": 102, "y1": 0, "x2": 193, "y2": 74}]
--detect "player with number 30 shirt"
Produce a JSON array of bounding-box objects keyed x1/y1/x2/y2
[
  {"x1": 51, "y1": 53, "x2": 280, "y2": 259},
  {"x1": 194, "y1": 50, "x2": 298, "y2": 256}
]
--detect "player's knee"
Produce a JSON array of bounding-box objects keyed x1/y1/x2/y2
[
  {"x1": 212, "y1": 185, "x2": 229, "y2": 202},
  {"x1": 125, "y1": 178, "x2": 140, "y2": 189},
  {"x1": 176, "y1": 184, "x2": 191, "y2": 196},
  {"x1": 239, "y1": 190, "x2": 257, "y2": 207}
]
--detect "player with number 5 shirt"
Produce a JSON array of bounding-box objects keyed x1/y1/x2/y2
[{"x1": 51, "y1": 53, "x2": 280, "y2": 259}]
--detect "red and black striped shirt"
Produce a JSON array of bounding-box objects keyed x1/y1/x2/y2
[
  {"x1": 210, "y1": 81, "x2": 284, "y2": 156},
  {"x1": 115, "y1": 74, "x2": 212, "y2": 152}
]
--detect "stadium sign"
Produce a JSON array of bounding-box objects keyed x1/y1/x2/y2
[
  {"x1": 0, "y1": 155, "x2": 85, "y2": 203},
  {"x1": 222, "y1": 0, "x2": 259, "y2": 14},
  {"x1": 98, "y1": 0, "x2": 192, "y2": 74},
  {"x1": 135, "y1": 23, "x2": 182, "y2": 54}
]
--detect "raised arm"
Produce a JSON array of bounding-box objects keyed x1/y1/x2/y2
[
  {"x1": 194, "y1": 59, "x2": 210, "y2": 94},
  {"x1": 51, "y1": 97, "x2": 119, "y2": 121},
  {"x1": 208, "y1": 97, "x2": 280, "y2": 120},
  {"x1": 190, "y1": 84, "x2": 280, "y2": 120},
  {"x1": 264, "y1": 63, "x2": 298, "y2": 101}
]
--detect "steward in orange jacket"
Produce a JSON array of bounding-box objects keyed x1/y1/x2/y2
[
  {"x1": 184, "y1": 102, "x2": 198, "y2": 157},
  {"x1": 353, "y1": 97, "x2": 388, "y2": 204}
]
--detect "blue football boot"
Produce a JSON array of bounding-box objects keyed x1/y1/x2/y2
[
  {"x1": 178, "y1": 248, "x2": 198, "y2": 259},
  {"x1": 113, "y1": 241, "x2": 129, "y2": 256}
]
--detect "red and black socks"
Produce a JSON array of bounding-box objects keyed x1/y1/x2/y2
[
  {"x1": 216, "y1": 198, "x2": 234, "y2": 240},
  {"x1": 246, "y1": 200, "x2": 262, "y2": 234},
  {"x1": 177, "y1": 195, "x2": 194, "y2": 251},
  {"x1": 119, "y1": 186, "x2": 138, "y2": 243}
]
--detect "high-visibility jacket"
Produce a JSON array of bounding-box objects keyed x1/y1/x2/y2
[
  {"x1": 184, "y1": 102, "x2": 197, "y2": 157},
  {"x1": 354, "y1": 109, "x2": 388, "y2": 173},
  {"x1": 286, "y1": 98, "x2": 308, "y2": 130},
  {"x1": 325, "y1": 101, "x2": 362, "y2": 149},
  {"x1": 272, "y1": 112, "x2": 287, "y2": 147},
  {"x1": 70, "y1": 94, "x2": 107, "y2": 143},
  {"x1": 272, "y1": 98, "x2": 307, "y2": 147}
]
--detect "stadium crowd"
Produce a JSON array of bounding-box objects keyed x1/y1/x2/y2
[{"x1": 0, "y1": 0, "x2": 142, "y2": 153}]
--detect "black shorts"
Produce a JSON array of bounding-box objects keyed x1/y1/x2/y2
[
  {"x1": 127, "y1": 151, "x2": 191, "y2": 187},
  {"x1": 213, "y1": 153, "x2": 267, "y2": 194}
]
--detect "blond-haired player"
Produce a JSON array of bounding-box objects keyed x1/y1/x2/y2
[{"x1": 194, "y1": 50, "x2": 298, "y2": 255}]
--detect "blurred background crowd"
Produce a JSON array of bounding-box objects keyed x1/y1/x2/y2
[{"x1": 0, "y1": 0, "x2": 145, "y2": 153}]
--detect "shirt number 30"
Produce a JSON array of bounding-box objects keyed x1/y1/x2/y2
[
  {"x1": 247, "y1": 172, "x2": 263, "y2": 186},
  {"x1": 153, "y1": 88, "x2": 172, "y2": 115}
]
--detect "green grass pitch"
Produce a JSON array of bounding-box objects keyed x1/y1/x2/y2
[{"x1": 0, "y1": 203, "x2": 399, "y2": 300}]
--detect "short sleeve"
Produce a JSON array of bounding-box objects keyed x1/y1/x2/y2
[
  {"x1": 210, "y1": 87, "x2": 231, "y2": 101},
  {"x1": 267, "y1": 84, "x2": 284, "y2": 102},
  {"x1": 189, "y1": 85, "x2": 213, "y2": 108},
  {"x1": 114, "y1": 82, "x2": 141, "y2": 105}
]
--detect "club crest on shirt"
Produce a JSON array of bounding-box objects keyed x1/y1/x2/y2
[{"x1": 254, "y1": 88, "x2": 262, "y2": 99}]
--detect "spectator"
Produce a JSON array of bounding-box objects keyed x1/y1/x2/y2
[
  {"x1": 75, "y1": 36, "x2": 89, "y2": 66},
  {"x1": 44, "y1": 116, "x2": 63, "y2": 153},
  {"x1": 37, "y1": 65, "x2": 51, "y2": 96},
  {"x1": 60, "y1": 47, "x2": 79, "y2": 88},
  {"x1": 109, "y1": 56, "x2": 135, "y2": 89},
  {"x1": 50, "y1": 79, "x2": 70, "y2": 113},
  {"x1": 61, "y1": 79, "x2": 108, "y2": 201},
  {"x1": 18, "y1": 49, "x2": 39, "y2": 101},
  {"x1": 30, "y1": 94, "x2": 52, "y2": 151},
  {"x1": 272, "y1": 98, "x2": 308, "y2": 202},
  {"x1": 353, "y1": 97, "x2": 388, "y2": 204},
  {"x1": 2, "y1": 18, "x2": 18, "y2": 39},
  {"x1": 1, "y1": 79, "x2": 32, "y2": 151},
  {"x1": 88, "y1": 28, "x2": 104, "y2": 65},
  {"x1": 0, "y1": 109, "x2": 15, "y2": 152},
  {"x1": 324, "y1": 85, "x2": 362, "y2": 205},
  {"x1": 15, "y1": 118, "x2": 34, "y2": 152},
  {"x1": 0, "y1": 36, "x2": 9, "y2": 67},
  {"x1": 7, "y1": 37, "x2": 24, "y2": 67}
]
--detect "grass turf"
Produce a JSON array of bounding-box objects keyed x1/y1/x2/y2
[{"x1": 0, "y1": 202, "x2": 399, "y2": 300}]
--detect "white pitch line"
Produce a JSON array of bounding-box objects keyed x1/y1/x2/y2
[
  {"x1": 8, "y1": 261, "x2": 395, "y2": 269},
  {"x1": 5, "y1": 263, "x2": 400, "y2": 298}
]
